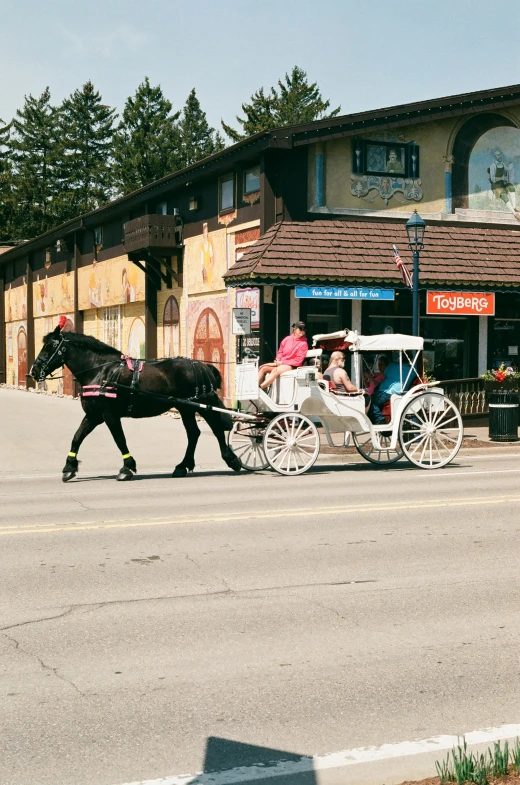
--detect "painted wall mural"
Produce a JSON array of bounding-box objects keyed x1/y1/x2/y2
[
  {"x1": 469, "y1": 127, "x2": 520, "y2": 215},
  {"x1": 185, "y1": 225, "x2": 228, "y2": 295},
  {"x1": 78, "y1": 256, "x2": 145, "y2": 310},
  {"x1": 33, "y1": 272, "x2": 74, "y2": 317},
  {"x1": 350, "y1": 133, "x2": 423, "y2": 205},
  {"x1": 187, "y1": 295, "x2": 229, "y2": 395},
  {"x1": 127, "y1": 317, "x2": 146, "y2": 359},
  {"x1": 5, "y1": 280, "x2": 27, "y2": 323},
  {"x1": 5, "y1": 320, "x2": 27, "y2": 386},
  {"x1": 163, "y1": 295, "x2": 180, "y2": 357}
]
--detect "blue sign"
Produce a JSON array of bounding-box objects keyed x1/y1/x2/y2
[{"x1": 295, "y1": 286, "x2": 395, "y2": 301}]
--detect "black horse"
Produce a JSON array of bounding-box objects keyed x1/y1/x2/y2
[{"x1": 30, "y1": 326, "x2": 241, "y2": 481}]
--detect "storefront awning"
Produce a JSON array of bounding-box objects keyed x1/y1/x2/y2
[{"x1": 223, "y1": 219, "x2": 520, "y2": 289}]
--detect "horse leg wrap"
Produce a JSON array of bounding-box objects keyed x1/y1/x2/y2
[
  {"x1": 62, "y1": 452, "x2": 79, "y2": 482},
  {"x1": 122, "y1": 453, "x2": 137, "y2": 473}
]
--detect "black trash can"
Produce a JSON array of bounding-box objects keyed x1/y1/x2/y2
[{"x1": 488, "y1": 389, "x2": 519, "y2": 442}]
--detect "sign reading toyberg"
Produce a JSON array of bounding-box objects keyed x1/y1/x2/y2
[{"x1": 426, "y1": 291, "x2": 495, "y2": 316}]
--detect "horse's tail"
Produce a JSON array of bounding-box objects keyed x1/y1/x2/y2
[{"x1": 206, "y1": 363, "x2": 223, "y2": 391}]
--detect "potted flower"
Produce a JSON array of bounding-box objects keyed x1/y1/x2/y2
[{"x1": 481, "y1": 363, "x2": 520, "y2": 390}]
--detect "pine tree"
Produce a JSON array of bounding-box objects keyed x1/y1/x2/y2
[
  {"x1": 57, "y1": 80, "x2": 116, "y2": 219},
  {"x1": 222, "y1": 66, "x2": 341, "y2": 142},
  {"x1": 178, "y1": 88, "x2": 224, "y2": 168},
  {"x1": 221, "y1": 87, "x2": 276, "y2": 143},
  {"x1": 113, "y1": 77, "x2": 180, "y2": 194},
  {"x1": 0, "y1": 118, "x2": 13, "y2": 241},
  {"x1": 10, "y1": 87, "x2": 60, "y2": 238}
]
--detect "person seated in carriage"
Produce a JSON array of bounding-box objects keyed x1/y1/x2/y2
[
  {"x1": 258, "y1": 321, "x2": 309, "y2": 389},
  {"x1": 363, "y1": 355, "x2": 388, "y2": 396},
  {"x1": 323, "y1": 351, "x2": 359, "y2": 393},
  {"x1": 369, "y1": 358, "x2": 412, "y2": 424}
]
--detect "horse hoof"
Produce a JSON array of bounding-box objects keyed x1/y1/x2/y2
[
  {"x1": 117, "y1": 468, "x2": 133, "y2": 481},
  {"x1": 62, "y1": 471, "x2": 77, "y2": 483},
  {"x1": 229, "y1": 457, "x2": 242, "y2": 473},
  {"x1": 172, "y1": 466, "x2": 187, "y2": 478}
]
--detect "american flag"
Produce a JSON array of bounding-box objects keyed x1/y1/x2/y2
[{"x1": 392, "y1": 245, "x2": 413, "y2": 289}]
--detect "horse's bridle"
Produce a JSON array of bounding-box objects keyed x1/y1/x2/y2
[{"x1": 36, "y1": 334, "x2": 67, "y2": 382}]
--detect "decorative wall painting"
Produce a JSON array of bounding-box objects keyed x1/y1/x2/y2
[
  {"x1": 33, "y1": 272, "x2": 74, "y2": 317},
  {"x1": 78, "y1": 257, "x2": 144, "y2": 310},
  {"x1": 185, "y1": 226, "x2": 227, "y2": 294},
  {"x1": 469, "y1": 127, "x2": 520, "y2": 215},
  {"x1": 127, "y1": 317, "x2": 146, "y2": 359}
]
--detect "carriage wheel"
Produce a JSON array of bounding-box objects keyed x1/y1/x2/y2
[
  {"x1": 399, "y1": 392, "x2": 463, "y2": 469},
  {"x1": 228, "y1": 421, "x2": 269, "y2": 472},
  {"x1": 264, "y1": 413, "x2": 320, "y2": 476},
  {"x1": 353, "y1": 431, "x2": 404, "y2": 465}
]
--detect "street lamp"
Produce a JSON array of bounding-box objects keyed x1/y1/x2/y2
[{"x1": 406, "y1": 210, "x2": 426, "y2": 337}]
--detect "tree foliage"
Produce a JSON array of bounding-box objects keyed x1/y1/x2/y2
[
  {"x1": 222, "y1": 65, "x2": 341, "y2": 142},
  {"x1": 113, "y1": 77, "x2": 180, "y2": 194},
  {"x1": 177, "y1": 88, "x2": 224, "y2": 169},
  {"x1": 10, "y1": 88, "x2": 61, "y2": 238},
  {"x1": 0, "y1": 118, "x2": 13, "y2": 241},
  {"x1": 57, "y1": 80, "x2": 116, "y2": 218}
]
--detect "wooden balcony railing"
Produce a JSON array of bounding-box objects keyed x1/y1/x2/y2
[
  {"x1": 440, "y1": 377, "x2": 519, "y2": 417},
  {"x1": 123, "y1": 215, "x2": 181, "y2": 254}
]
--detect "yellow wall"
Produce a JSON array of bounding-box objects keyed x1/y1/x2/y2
[{"x1": 308, "y1": 109, "x2": 520, "y2": 215}]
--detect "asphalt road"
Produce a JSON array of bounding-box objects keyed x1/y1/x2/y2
[{"x1": 1, "y1": 388, "x2": 520, "y2": 785}]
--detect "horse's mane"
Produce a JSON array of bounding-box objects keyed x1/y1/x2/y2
[{"x1": 45, "y1": 331, "x2": 121, "y2": 356}]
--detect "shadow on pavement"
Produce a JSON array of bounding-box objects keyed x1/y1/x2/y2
[{"x1": 186, "y1": 736, "x2": 317, "y2": 784}]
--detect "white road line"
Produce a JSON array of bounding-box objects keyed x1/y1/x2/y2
[{"x1": 113, "y1": 722, "x2": 520, "y2": 785}]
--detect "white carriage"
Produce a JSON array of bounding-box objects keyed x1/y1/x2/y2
[{"x1": 229, "y1": 329, "x2": 463, "y2": 475}]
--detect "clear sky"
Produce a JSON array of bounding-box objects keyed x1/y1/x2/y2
[{"x1": 2, "y1": 0, "x2": 520, "y2": 137}]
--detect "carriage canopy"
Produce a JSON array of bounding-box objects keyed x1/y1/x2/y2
[{"x1": 312, "y1": 329, "x2": 424, "y2": 353}]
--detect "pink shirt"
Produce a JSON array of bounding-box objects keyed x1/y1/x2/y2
[{"x1": 276, "y1": 334, "x2": 309, "y2": 367}]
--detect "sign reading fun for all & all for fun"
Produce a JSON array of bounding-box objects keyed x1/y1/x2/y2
[
  {"x1": 295, "y1": 286, "x2": 395, "y2": 301},
  {"x1": 426, "y1": 292, "x2": 495, "y2": 316}
]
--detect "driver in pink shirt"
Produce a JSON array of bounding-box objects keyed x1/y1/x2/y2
[{"x1": 258, "y1": 322, "x2": 309, "y2": 389}]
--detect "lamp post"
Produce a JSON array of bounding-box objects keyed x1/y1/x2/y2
[{"x1": 406, "y1": 210, "x2": 426, "y2": 337}]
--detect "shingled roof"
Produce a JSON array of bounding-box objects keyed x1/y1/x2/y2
[{"x1": 223, "y1": 219, "x2": 520, "y2": 288}]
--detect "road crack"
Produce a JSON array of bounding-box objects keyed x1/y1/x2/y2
[
  {"x1": 0, "y1": 606, "x2": 75, "y2": 633},
  {"x1": 2, "y1": 631, "x2": 85, "y2": 696}
]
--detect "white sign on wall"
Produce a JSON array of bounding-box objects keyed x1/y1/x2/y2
[{"x1": 232, "y1": 308, "x2": 252, "y2": 335}]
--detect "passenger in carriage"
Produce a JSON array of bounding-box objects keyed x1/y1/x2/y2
[
  {"x1": 363, "y1": 355, "x2": 388, "y2": 396},
  {"x1": 323, "y1": 351, "x2": 359, "y2": 393},
  {"x1": 369, "y1": 359, "x2": 412, "y2": 424},
  {"x1": 258, "y1": 322, "x2": 309, "y2": 389}
]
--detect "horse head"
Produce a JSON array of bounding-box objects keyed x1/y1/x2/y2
[{"x1": 30, "y1": 325, "x2": 67, "y2": 382}]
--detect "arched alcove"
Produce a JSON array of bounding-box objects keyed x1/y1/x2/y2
[{"x1": 452, "y1": 113, "x2": 517, "y2": 210}]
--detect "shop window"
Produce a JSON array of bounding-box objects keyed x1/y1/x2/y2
[
  {"x1": 103, "y1": 305, "x2": 121, "y2": 350},
  {"x1": 352, "y1": 138, "x2": 420, "y2": 179},
  {"x1": 219, "y1": 173, "x2": 235, "y2": 212},
  {"x1": 244, "y1": 165, "x2": 260, "y2": 194}
]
